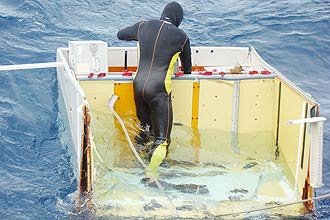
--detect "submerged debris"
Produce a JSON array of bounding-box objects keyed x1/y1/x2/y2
[
  {"x1": 163, "y1": 160, "x2": 228, "y2": 170},
  {"x1": 265, "y1": 201, "x2": 282, "y2": 206},
  {"x1": 172, "y1": 183, "x2": 209, "y2": 194},
  {"x1": 160, "y1": 170, "x2": 226, "y2": 179},
  {"x1": 143, "y1": 199, "x2": 163, "y2": 211},
  {"x1": 228, "y1": 188, "x2": 249, "y2": 201},
  {"x1": 230, "y1": 188, "x2": 249, "y2": 194},
  {"x1": 141, "y1": 178, "x2": 209, "y2": 195},
  {"x1": 162, "y1": 159, "x2": 200, "y2": 168},
  {"x1": 242, "y1": 162, "x2": 258, "y2": 169},
  {"x1": 246, "y1": 157, "x2": 257, "y2": 161},
  {"x1": 201, "y1": 162, "x2": 227, "y2": 169},
  {"x1": 176, "y1": 204, "x2": 194, "y2": 211},
  {"x1": 228, "y1": 195, "x2": 244, "y2": 201}
]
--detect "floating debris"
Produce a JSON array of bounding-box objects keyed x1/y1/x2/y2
[
  {"x1": 142, "y1": 178, "x2": 209, "y2": 195},
  {"x1": 160, "y1": 170, "x2": 226, "y2": 179},
  {"x1": 230, "y1": 188, "x2": 249, "y2": 194},
  {"x1": 143, "y1": 199, "x2": 163, "y2": 211},
  {"x1": 228, "y1": 195, "x2": 244, "y2": 201},
  {"x1": 176, "y1": 204, "x2": 194, "y2": 211},
  {"x1": 243, "y1": 162, "x2": 258, "y2": 169}
]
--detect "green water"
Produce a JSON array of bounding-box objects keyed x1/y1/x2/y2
[{"x1": 89, "y1": 111, "x2": 303, "y2": 219}]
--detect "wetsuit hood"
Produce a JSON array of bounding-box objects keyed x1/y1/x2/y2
[{"x1": 160, "y1": 2, "x2": 183, "y2": 27}]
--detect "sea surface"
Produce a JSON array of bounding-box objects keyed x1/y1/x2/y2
[{"x1": 0, "y1": 0, "x2": 329, "y2": 219}]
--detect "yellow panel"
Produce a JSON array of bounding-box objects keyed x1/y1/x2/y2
[
  {"x1": 113, "y1": 82, "x2": 136, "y2": 115},
  {"x1": 198, "y1": 80, "x2": 234, "y2": 130},
  {"x1": 278, "y1": 82, "x2": 309, "y2": 194},
  {"x1": 81, "y1": 80, "x2": 194, "y2": 124},
  {"x1": 80, "y1": 80, "x2": 115, "y2": 113},
  {"x1": 172, "y1": 80, "x2": 193, "y2": 126},
  {"x1": 237, "y1": 131, "x2": 275, "y2": 158},
  {"x1": 191, "y1": 82, "x2": 200, "y2": 128},
  {"x1": 238, "y1": 79, "x2": 276, "y2": 133}
]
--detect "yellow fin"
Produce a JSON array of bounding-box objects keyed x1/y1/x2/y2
[{"x1": 146, "y1": 142, "x2": 167, "y2": 178}]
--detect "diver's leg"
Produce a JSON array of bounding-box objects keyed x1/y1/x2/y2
[
  {"x1": 150, "y1": 93, "x2": 173, "y2": 150},
  {"x1": 146, "y1": 93, "x2": 173, "y2": 176},
  {"x1": 151, "y1": 93, "x2": 172, "y2": 142},
  {"x1": 134, "y1": 92, "x2": 152, "y2": 129},
  {"x1": 134, "y1": 90, "x2": 152, "y2": 147}
]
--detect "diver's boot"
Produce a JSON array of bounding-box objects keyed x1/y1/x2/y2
[{"x1": 145, "y1": 139, "x2": 168, "y2": 179}]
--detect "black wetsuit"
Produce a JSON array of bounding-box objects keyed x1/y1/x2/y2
[{"x1": 117, "y1": 2, "x2": 191, "y2": 161}]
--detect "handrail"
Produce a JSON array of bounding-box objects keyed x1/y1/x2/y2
[
  {"x1": 0, "y1": 62, "x2": 64, "y2": 71},
  {"x1": 56, "y1": 48, "x2": 86, "y2": 97},
  {"x1": 78, "y1": 73, "x2": 276, "y2": 81}
]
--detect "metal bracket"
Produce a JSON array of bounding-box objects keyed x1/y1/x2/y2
[
  {"x1": 231, "y1": 81, "x2": 240, "y2": 153},
  {"x1": 287, "y1": 117, "x2": 327, "y2": 188}
]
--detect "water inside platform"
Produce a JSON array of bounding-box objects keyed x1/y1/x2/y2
[{"x1": 89, "y1": 111, "x2": 306, "y2": 219}]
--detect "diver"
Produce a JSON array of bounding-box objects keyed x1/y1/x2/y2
[{"x1": 117, "y1": 1, "x2": 192, "y2": 176}]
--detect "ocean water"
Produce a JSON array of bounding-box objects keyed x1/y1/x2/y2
[{"x1": 0, "y1": 0, "x2": 329, "y2": 219}]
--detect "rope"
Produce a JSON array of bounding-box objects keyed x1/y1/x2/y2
[
  {"x1": 90, "y1": 135, "x2": 104, "y2": 164},
  {"x1": 107, "y1": 95, "x2": 164, "y2": 191},
  {"x1": 217, "y1": 193, "x2": 330, "y2": 217}
]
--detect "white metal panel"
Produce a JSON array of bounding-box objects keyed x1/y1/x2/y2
[
  {"x1": 191, "y1": 47, "x2": 249, "y2": 67},
  {"x1": 107, "y1": 47, "x2": 138, "y2": 68},
  {"x1": 310, "y1": 119, "x2": 325, "y2": 187},
  {"x1": 106, "y1": 46, "x2": 249, "y2": 71},
  {"x1": 57, "y1": 48, "x2": 86, "y2": 170},
  {"x1": 287, "y1": 117, "x2": 327, "y2": 187},
  {"x1": 69, "y1": 41, "x2": 108, "y2": 76}
]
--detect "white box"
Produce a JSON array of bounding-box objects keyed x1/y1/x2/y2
[{"x1": 68, "y1": 41, "x2": 108, "y2": 76}]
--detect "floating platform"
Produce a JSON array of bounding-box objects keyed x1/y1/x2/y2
[{"x1": 55, "y1": 41, "x2": 326, "y2": 219}]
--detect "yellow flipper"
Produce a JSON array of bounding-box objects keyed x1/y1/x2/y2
[{"x1": 146, "y1": 142, "x2": 167, "y2": 178}]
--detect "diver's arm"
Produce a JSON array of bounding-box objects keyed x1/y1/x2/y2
[
  {"x1": 180, "y1": 37, "x2": 192, "y2": 74},
  {"x1": 117, "y1": 21, "x2": 143, "y2": 41}
]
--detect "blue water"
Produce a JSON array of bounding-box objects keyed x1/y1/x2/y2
[{"x1": 0, "y1": 0, "x2": 329, "y2": 219}]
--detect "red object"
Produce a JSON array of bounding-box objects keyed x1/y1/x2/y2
[
  {"x1": 97, "y1": 73, "x2": 106, "y2": 78},
  {"x1": 175, "y1": 71, "x2": 184, "y2": 77},
  {"x1": 88, "y1": 73, "x2": 94, "y2": 78},
  {"x1": 220, "y1": 71, "x2": 225, "y2": 77},
  {"x1": 122, "y1": 70, "x2": 133, "y2": 76},
  {"x1": 198, "y1": 71, "x2": 212, "y2": 76},
  {"x1": 249, "y1": 70, "x2": 259, "y2": 75},
  {"x1": 261, "y1": 70, "x2": 271, "y2": 75}
]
